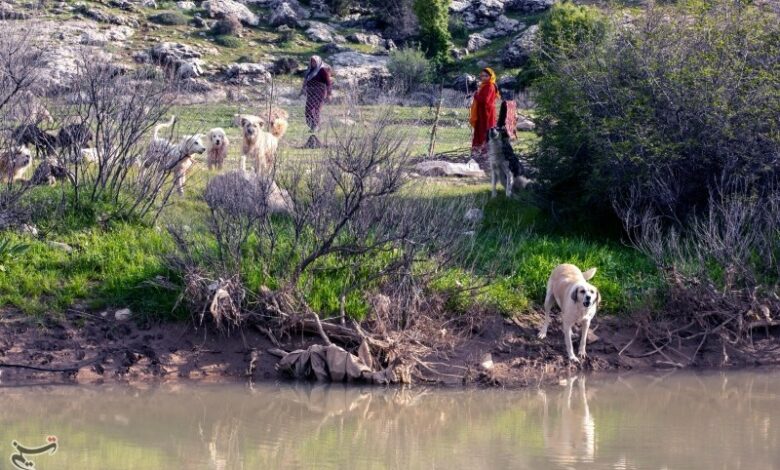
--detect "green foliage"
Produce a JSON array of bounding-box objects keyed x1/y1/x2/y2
[
  {"x1": 448, "y1": 16, "x2": 468, "y2": 41},
  {"x1": 388, "y1": 47, "x2": 432, "y2": 93},
  {"x1": 148, "y1": 10, "x2": 188, "y2": 26},
  {"x1": 412, "y1": 0, "x2": 452, "y2": 66},
  {"x1": 537, "y1": 1, "x2": 607, "y2": 56},
  {"x1": 531, "y1": 0, "x2": 780, "y2": 224},
  {"x1": 214, "y1": 35, "x2": 242, "y2": 48}
]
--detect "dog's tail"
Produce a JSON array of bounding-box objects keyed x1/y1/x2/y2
[
  {"x1": 153, "y1": 115, "x2": 176, "y2": 141},
  {"x1": 582, "y1": 268, "x2": 597, "y2": 281},
  {"x1": 271, "y1": 118, "x2": 288, "y2": 139}
]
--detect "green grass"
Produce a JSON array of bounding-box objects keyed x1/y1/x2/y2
[{"x1": 0, "y1": 100, "x2": 660, "y2": 319}]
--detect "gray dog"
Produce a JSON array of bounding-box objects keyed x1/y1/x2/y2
[{"x1": 486, "y1": 127, "x2": 533, "y2": 198}]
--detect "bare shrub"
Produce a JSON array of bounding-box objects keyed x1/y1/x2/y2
[
  {"x1": 617, "y1": 178, "x2": 780, "y2": 365},
  {"x1": 45, "y1": 51, "x2": 178, "y2": 220},
  {"x1": 211, "y1": 14, "x2": 242, "y2": 36},
  {"x1": 0, "y1": 26, "x2": 46, "y2": 229},
  {"x1": 169, "y1": 110, "x2": 488, "y2": 380}
]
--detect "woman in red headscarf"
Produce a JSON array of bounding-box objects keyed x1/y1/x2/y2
[{"x1": 469, "y1": 67, "x2": 500, "y2": 160}]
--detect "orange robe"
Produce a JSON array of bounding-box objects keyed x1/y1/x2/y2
[{"x1": 470, "y1": 83, "x2": 498, "y2": 150}]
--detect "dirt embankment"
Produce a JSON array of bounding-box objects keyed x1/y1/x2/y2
[{"x1": 1, "y1": 309, "x2": 779, "y2": 388}]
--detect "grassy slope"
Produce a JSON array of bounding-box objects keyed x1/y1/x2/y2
[
  {"x1": 0, "y1": 102, "x2": 659, "y2": 320},
  {"x1": 0, "y1": 5, "x2": 661, "y2": 320}
]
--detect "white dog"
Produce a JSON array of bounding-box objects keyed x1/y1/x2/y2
[
  {"x1": 538, "y1": 264, "x2": 601, "y2": 363},
  {"x1": 237, "y1": 114, "x2": 288, "y2": 176},
  {"x1": 0, "y1": 145, "x2": 32, "y2": 183},
  {"x1": 144, "y1": 116, "x2": 206, "y2": 194},
  {"x1": 205, "y1": 128, "x2": 229, "y2": 171}
]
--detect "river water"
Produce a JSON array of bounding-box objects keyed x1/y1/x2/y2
[{"x1": 1, "y1": 370, "x2": 779, "y2": 469}]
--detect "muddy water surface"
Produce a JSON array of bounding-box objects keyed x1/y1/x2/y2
[{"x1": 1, "y1": 370, "x2": 779, "y2": 469}]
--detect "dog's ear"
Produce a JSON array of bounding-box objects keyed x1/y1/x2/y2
[
  {"x1": 571, "y1": 288, "x2": 579, "y2": 303},
  {"x1": 582, "y1": 268, "x2": 597, "y2": 281},
  {"x1": 595, "y1": 290, "x2": 601, "y2": 306}
]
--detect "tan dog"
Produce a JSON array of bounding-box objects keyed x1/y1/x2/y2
[
  {"x1": 538, "y1": 264, "x2": 601, "y2": 363},
  {"x1": 205, "y1": 128, "x2": 229, "y2": 171},
  {"x1": 238, "y1": 114, "x2": 288, "y2": 176},
  {"x1": 0, "y1": 145, "x2": 32, "y2": 183}
]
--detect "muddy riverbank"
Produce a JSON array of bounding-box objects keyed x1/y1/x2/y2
[{"x1": 1, "y1": 309, "x2": 779, "y2": 387}]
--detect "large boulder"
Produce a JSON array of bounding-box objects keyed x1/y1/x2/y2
[
  {"x1": 149, "y1": 42, "x2": 205, "y2": 79},
  {"x1": 202, "y1": 0, "x2": 259, "y2": 26},
  {"x1": 505, "y1": 0, "x2": 555, "y2": 13},
  {"x1": 466, "y1": 33, "x2": 491, "y2": 52},
  {"x1": 269, "y1": 2, "x2": 299, "y2": 27},
  {"x1": 224, "y1": 62, "x2": 273, "y2": 84},
  {"x1": 329, "y1": 51, "x2": 390, "y2": 88},
  {"x1": 476, "y1": 0, "x2": 506, "y2": 19},
  {"x1": 306, "y1": 21, "x2": 344, "y2": 43},
  {"x1": 80, "y1": 25, "x2": 135, "y2": 45},
  {"x1": 501, "y1": 24, "x2": 538, "y2": 67},
  {"x1": 482, "y1": 15, "x2": 523, "y2": 39},
  {"x1": 347, "y1": 32, "x2": 383, "y2": 47}
]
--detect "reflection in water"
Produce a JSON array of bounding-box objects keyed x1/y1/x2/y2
[
  {"x1": 0, "y1": 371, "x2": 779, "y2": 469},
  {"x1": 538, "y1": 376, "x2": 596, "y2": 465}
]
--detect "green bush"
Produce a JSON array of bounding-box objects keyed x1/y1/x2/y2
[
  {"x1": 531, "y1": 0, "x2": 780, "y2": 225},
  {"x1": 388, "y1": 47, "x2": 432, "y2": 93},
  {"x1": 148, "y1": 10, "x2": 188, "y2": 25},
  {"x1": 214, "y1": 35, "x2": 242, "y2": 48},
  {"x1": 412, "y1": 0, "x2": 451, "y2": 66},
  {"x1": 448, "y1": 16, "x2": 468, "y2": 41}
]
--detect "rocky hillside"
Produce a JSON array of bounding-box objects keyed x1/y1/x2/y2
[{"x1": 0, "y1": 0, "x2": 555, "y2": 99}]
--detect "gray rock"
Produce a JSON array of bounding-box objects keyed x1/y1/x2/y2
[
  {"x1": 73, "y1": 4, "x2": 134, "y2": 26},
  {"x1": 449, "y1": 0, "x2": 472, "y2": 13},
  {"x1": 476, "y1": 0, "x2": 506, "y2": 19},
  {"x1": 505, "y1": 0, "x2": 555, "y2": 13},
  {"x1": 498, "y1": 75, "x2": 517, "y2": 92},
  {"x1": 224, "y1": 62, "x2": 272, "y2": 84},
  {"x1": 202, "y1": 0, "x2": 259, "y2": 26},
  {"x1": 176, "y1": 60, "x2": 203, "y2": 79},
  {"x1": 501, "y1": 24, "x2": 538, "y2": 67},
  {"x1": 347, "y1": 32, "x2": 383, "y2": 47},
  {"x1": 482, "y1": 15, "x2": 523, "y2": 39},
  {"x1": 451, "y1": 73, "x2": 476, "y2": 92},
  {"x1": 48, "y1": 241, "x2": 73, "y2": 253},
  {"x1": 150, "y1": 42, "x2": 202, "y2": 66},
  {"x1": 269, "y1": 2, "x2": 299, "y2": 27},
  {"x1": 467, "y1": 33, "x2": 491, "y2": 52},
  {"x1": 464, "y1": 208, "x2": 484, "y2": 223},
  {"x1": 114, "y1": 308, "x2": 132, "y2": 321},
  {"x1": 176, "y1": 1, "x2": 195, "y2": 8},
  {"x1": 19, "y1": 224, "x2": 38, "y2": 237},
  {"x1": 80, "y1": 25, "x2": 135, "y2": 45},
  {"x1": 451, "y1": 48, "x2": 469, "y2": 61},
  {"x1": 321, "y1": 43, "x2": 352, "y2": 55},
  {"x1": 516, "y1": 114, "x2": 535, "y2": 131},
  {"x1": 329, "y1": 51, "x2": 390, "y2": 88},
  {"x1": 306, "y1": 21, "x2": 344, "y2": 43}
]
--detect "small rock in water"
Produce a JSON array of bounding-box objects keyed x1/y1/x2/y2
[{"x1": 115, "y1": 308, "x2": 132, "y2": 321}]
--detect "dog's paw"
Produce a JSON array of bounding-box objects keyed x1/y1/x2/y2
[
  {"x1": 578, "y1": 351, "x2": 588, "y2": 360},
  {"x1": 568, "y1": 355, "x2": 580, "y2": 364},
  {"x1": 537, "y1": 330, "x2": 547, "y2": 340}
]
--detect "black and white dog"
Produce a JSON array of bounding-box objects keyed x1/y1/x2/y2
[{"x1": 486, "y1": 126, "x2": 533, "y2": 198}]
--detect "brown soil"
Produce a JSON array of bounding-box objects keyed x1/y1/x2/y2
[{"x1": 1, "y1": 309, "x2": 779, "y2": 388}]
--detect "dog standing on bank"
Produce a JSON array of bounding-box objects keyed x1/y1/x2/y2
[
  {"x1": 486, "y1": 126, "x2": 533, "y2": 198},
  {"x1": 538, "y1": 264, "x2": 601, "y2": 363}
]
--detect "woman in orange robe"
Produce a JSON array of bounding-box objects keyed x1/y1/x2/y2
[{"x1": 470, "y1": 68, "x2": 500, "y2": 159}]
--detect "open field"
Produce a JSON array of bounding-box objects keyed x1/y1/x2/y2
[{"x1": 0, "y1": 101, "x2": 661, "y2": 321}]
